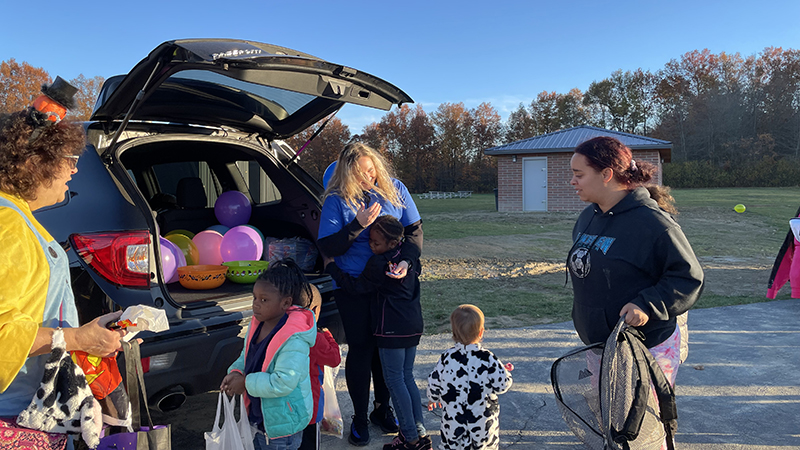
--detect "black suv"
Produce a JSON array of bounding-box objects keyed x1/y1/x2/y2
[{"x1": 33, "y1": 39, "x2": 412, "y2": 411}]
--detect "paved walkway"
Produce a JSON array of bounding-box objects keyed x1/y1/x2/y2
[{"x1": 322, "y1": 300, "x2": 800, "y2": 449}]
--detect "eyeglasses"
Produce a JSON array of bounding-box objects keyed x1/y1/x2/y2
[{"x1": 62, "y1": 155, "x2": 79, "y2": 169}]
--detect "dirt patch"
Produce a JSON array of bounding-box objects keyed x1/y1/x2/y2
[{"x1": 421, "y1": 257, "x2": 563, "y2": 279}]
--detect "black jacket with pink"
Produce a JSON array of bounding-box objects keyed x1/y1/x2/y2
[{"x1": 326, "y1": 242, "x2": 423, "y2": 348}]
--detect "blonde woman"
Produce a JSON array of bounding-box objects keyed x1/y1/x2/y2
[{"x1": 318, "y1": 142, "x2": 422, "y2": 446}]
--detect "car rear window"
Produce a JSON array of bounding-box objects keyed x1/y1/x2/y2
[{"x1": 170, "y1": 70, "x2": 316, "y2": 119}]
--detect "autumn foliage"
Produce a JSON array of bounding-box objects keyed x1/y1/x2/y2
[{"x1": 4, "y1": 46, "x2": 800, "y2": 191}]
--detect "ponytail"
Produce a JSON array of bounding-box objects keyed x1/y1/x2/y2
[{"x1": 257, "y1": 258, "x2": 312, "y2": 308}]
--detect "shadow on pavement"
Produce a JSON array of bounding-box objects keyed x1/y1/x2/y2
[{"x1": 155, "y1": 300, "x2": 800, "y2": 449}]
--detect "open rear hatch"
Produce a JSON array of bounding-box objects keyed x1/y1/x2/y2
[
  {"x1": 88, "y1": 39, "x2": 412, "y2": 320},
  {"x1": 91, "y1": 39, "x2": 413, "y2": 141}
]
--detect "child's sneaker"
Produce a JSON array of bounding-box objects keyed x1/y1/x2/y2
[
  {"x1": 382, "y1": 433, "x2": 405, "y2": 450},
  {"x1": 411, "y1": 435, "x2": 432, "y2": 450},
  {"x1": 348, "y1": 416, "x2": 370, "y2": 446},
  {"x1": 383, "y1": 434, "x2": 432, "y2": 450},
  {"x1": 370, "y1": 402, "x2": 400, "y2": 433}
]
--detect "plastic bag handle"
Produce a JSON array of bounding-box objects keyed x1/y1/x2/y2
[{"x1": 211, "y1": 392, "x2": 224, "y2": 433}]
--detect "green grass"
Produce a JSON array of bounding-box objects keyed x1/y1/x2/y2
[
  {"x1": 417, "y1": 193, "x2": 578, "y2": 240},
  {"x1": 415, "y1": 193, "x2": 496, "y2": 215},
  {"x1": 671, "y1": 186, "x2": 800, "y2": 230},
  {"x1": 420, "y1": 277, "x2": 574, "y2": 334},
  {"x1": 694, "y1": 294, "x2": 778, "y2": 309},
  {"x1": 414, "y1": 187, "x2": 795, "y2": 332}
]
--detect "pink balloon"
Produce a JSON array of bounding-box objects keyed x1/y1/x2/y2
[
  {"x1": 220, "y1": 225, "x2": 263, "y2": 262},
  {"x1": 159, "y1": 238, "x2": 177, "y2": 282},
  {"x1": 214, "y1": 191, "x2": 252, "y2": 228},
  {"x1": 193, "y1": 230, "x2": 224, "y2": 265},
  {"x1": 162, "y1": 237, "x2": 185, "y2": 283}
]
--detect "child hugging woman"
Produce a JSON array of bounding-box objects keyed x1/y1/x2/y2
[
  {"x1": 220, "y1": 259, "x2": 317, "y2": 450},
  {"x1": 325, "y1": 215, "x2": 430, "y2": 450}
]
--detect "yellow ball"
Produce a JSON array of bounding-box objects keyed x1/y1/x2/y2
[{"x1": 734, "y1": 204, "x2": 746, "y2": 213}]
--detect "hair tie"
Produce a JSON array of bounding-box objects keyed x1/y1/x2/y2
[{"x1": 630, "y1": 159, "x2": 638, "y2": 173}]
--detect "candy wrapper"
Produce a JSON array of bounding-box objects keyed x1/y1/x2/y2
[{"x1": 110, "y1": 305, "x2": 170, "y2": 341}]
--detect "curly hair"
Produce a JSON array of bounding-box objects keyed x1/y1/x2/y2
[
  {"x1": 323, "y1": 142, "x2": 403, "y2": 211},
  {"x1": 0, "y1": 110, "x2": 85, "y2": 201},
  {"x1": 574, "y1": 136, "x2": 677, "y2": 215}
]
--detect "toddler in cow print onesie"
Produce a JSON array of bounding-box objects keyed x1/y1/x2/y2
[{"x1": 427, "y1": 305, "x2": 512, "y2": 450}]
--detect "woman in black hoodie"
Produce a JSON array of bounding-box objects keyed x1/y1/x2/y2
[{"x1": 567, "y1": 136, "x2": 703, "y2": 385}]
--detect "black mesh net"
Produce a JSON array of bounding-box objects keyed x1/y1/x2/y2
[{"x1": 551, "y1": 321, "x2": 668, "y2": 450}]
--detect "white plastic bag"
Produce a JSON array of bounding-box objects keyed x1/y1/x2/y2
[
  {"x1": 320, "y1": 366, "x2": 343, "y2": 438},
  {"x1": 205, "y1": 393, "x2": 255, "y2": 450}
]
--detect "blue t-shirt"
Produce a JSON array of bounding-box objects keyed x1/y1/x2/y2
[{"x1": 319, "y1": 178, "x2": 420, "y2": 278}]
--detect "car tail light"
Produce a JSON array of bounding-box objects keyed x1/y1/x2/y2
[
  {"x1": 71, "y1": 231, "x2": 151, "y2": 288},
  {"x1": 141, "y1": 357, "x2": 151, "y2": 374}
]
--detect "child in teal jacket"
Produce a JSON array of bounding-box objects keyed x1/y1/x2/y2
[{"x1": 221, "y1": 259, "x2": 317, "y2": 450}]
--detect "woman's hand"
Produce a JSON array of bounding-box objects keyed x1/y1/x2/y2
[
  {"x1": 427, "y1": 401, "x2": 441, "y2": 411},
  {"x1": 64, "y1": 311, "x2": 127, "y2": 357},
  {"x1": 385, "y1": 260, "x2": 409, "y2": 279},
  {"x1": 620, "y1": 303, "x2": 649, "y2": 327},
  {"x1": 220, "y1": 372, "x2": 246, "y2": 396},
  {"x1": 355, "y1": 202, "x2": 381, "y2": 227}
]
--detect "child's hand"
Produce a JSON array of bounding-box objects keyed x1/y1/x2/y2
[
  {"x1": 505, "y1": 363, "x2": 514, "y2": 372},
  {"x1": 427, "y1": 401, "x2": 441, "y2": 411},
  {"x1": 220, "y1": 372, "x2": 246, "y2": 396},
  {"x1": 386, "y1": 260, "x2": 409, "y2": 279}
]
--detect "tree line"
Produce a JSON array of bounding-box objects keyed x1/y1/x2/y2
[
  {"x1": 5, "y1": 46, "x2": 799, "y2": 191},
  {"x1": 292, "y1": 47, "x2": 800, "y2": 191}
]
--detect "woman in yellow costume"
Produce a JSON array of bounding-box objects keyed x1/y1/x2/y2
[{"x1": 0, "y1": 77, "x2": 127, "y2": 431}]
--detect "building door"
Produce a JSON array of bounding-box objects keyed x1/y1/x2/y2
[{"x1": 523, "y1": 157, "x2": 547, "y2": 211}]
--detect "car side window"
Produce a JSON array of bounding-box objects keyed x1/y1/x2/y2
[
  {"x1": 152, "y1": 161, "x2": 221, "y2": 207},
  {"x1": 235, "y1": 161, "x2": 281, "y2": 204}
]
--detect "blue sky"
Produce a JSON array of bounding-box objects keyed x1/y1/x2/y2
[{"x1": 2, "y1": 0, "x2": 798, "y2": 133}]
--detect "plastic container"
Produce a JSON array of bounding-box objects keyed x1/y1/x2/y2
[
  {"x1": 222, "y1": 260, "x2": 270, "y2": 284},
  {"x1": 177, "y1": 265, "x2": 227, "y2": 290}
]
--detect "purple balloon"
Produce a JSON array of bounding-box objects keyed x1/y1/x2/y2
[
  {"x1": 158, "y1": 238, "x2": 177, "y2": 282},
  {"x1": 214, "y1": 191, "x2": 252, "y2": 228},
  {"x1": 220, "y1": 225, "x2": 264, "y2": 262},
  {"x1": 161, "y1": 237, "x2": 186, "y2": 283}
]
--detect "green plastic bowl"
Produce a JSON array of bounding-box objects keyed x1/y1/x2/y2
[{"x1": 222, "y1": 260, "x2": 270, "y2": 284}]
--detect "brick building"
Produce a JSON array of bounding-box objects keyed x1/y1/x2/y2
[{"x1": 484, "y1": 125, "x2": 672, "y2": 212}]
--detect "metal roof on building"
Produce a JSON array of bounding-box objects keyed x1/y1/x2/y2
[{"x1": 485, "y1": 125, "x2": 672, "y2": 161}]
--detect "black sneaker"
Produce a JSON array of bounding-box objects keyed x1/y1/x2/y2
[
  {"x1": 382, "y1": 433, "x2": 405, "y2": 450},
  {"x1": 384, "y1": 434, "x2": 432, "y2": 450},
  {"x1": 370, "y1": 402, "x2": 400, "y2": 433},
  {"x1": 348, "y1": 417, "x2": 370, "y2": 446},
  {"x1": 412, "y1": 435, "x2": 432, "y2": 450}
]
